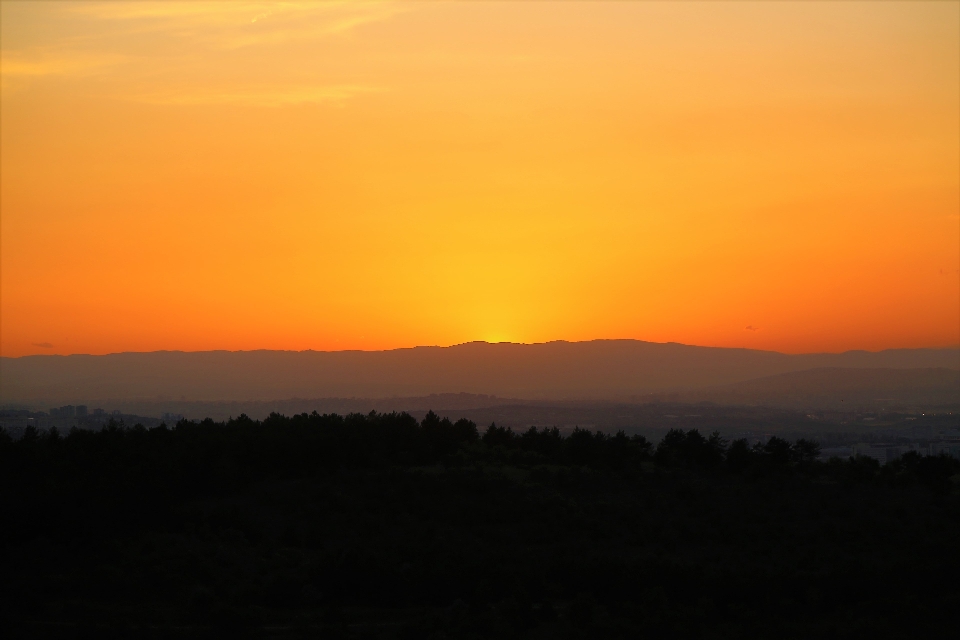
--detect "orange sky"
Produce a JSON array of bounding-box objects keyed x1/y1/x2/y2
[{"x1": 2, "y1": 1, "x2": 958, "y2": 357}]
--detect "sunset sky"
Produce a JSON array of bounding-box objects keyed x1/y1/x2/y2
[{"x1": 1, "y1": 1, "x2": 958, "y2": 357}]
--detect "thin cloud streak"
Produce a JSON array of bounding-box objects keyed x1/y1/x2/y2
[
  {"x1": 1, "y1": 3, "x2": 406, "y2": 101},
  {"x1": 64, "y1": 2, "x2": 411, "y2": 50},
  {"x1": 128, "y1": 84, "x2": 384, "y2": 107},
  {"x1": 0, "y1": 50, "x2": 125, "y2": 90}
]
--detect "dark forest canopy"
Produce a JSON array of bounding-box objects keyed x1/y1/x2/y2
[
  {"x1": 3, "y1": 411, "x2": 959, "y2": 638},
  {"x1": 5, "y1": 410, "x2": 959, "y2": 508}
]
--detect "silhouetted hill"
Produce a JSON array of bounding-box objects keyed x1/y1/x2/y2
[
  {"x1": 696, "y1": 367, "x2": 960, "y2": 410},
  {"x1": 2, "y1": 340, "x2": 957, "y2": 405},
  {"x1": 3, "y1": 410, "x2": 959, "y2": 636}
]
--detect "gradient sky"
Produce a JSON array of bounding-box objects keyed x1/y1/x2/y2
[{"x1": 2, "y1": 1, "x2": 958, "y2": 357}]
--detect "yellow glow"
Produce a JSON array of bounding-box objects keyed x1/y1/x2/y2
[{"x1": 1, "y1": 1, "x2": 958, "y2": 356}]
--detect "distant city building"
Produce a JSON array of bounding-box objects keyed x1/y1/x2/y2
[
  {"x1": 93, "y1": 408, "x2": 106, "y2": 417},
  {"x1": 930, "y1": 441, "x2": 960, "y2": 460},
  {"x1": 161, "y1": 412, "x2": 184, "y2": 424},
  {"x1": 818, "y1": 446, "x2": 852, "y2": 460},
  {"x1": 852, "y1": 443, "x2": 923, "y2": 465},
  {"x1": 49, "y1": 405, "x2": 75, "y2": 418},
  {"x1": 76, "y1": 405, "x2": 88, "y2": 417},
  {"x1": 852, "y1": 442, "x2": 960, "y2": 464}
]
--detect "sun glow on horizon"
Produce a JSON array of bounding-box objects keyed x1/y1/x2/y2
[{"x1": 1, "y1": 1, "x2": 958, "y2": 358}]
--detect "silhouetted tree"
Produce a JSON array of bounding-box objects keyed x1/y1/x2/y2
[
  {"x1": 566, "y1": 427, "x2": 604, "y2": 466},
  {"x1": 482, "y1": 422, "x2": 516, "y2": 448},
  {"x1": 726, "y1": 438, "x2": 753, "y2": 472},
  {"x1": 519, "y1": 426, "x2": 563, "y2": 457},
  {"x1": 655, "y1": 429, "x2": 725, "y2": 470},
  {"x1": 758, "y1": 436, "x2": 792, "y2": 467},
  {"x1": 792, "y1": 439, "x2": 821, "y2": 466}
]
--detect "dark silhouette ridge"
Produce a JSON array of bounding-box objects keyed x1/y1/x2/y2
[
  {"x1": 3, "y1": 340, "x2": 958, "y2": 404},
  {"x1": 2, "y1": 411, "x2": 958, "y2": 636}
]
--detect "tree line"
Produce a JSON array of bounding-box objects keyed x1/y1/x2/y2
[
  {"x1": 3, "y1": 409, "x2": 958, "y2": 543},
  {"x1": 3, "y1": 410, "x2": 960, "y2": 637}
]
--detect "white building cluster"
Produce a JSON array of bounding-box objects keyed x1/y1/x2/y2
[{"x1": 852, "y1": 440, "x2": 960, "y2": 465}]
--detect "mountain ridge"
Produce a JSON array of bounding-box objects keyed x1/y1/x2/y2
[{"x1": 3, "y1": 340, "x2": 958, "y2": 405}]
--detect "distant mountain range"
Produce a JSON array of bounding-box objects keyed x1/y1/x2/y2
[
  {"x1": 697, "y1": 367, "x2": 960, "y2": 410},
  {"x1": 2, "y1": 341, "x2": 958, "y2": 409}
]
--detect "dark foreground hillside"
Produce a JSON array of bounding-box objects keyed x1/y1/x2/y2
[{"x1": 2, "y1": 412, "x2": 959, "y2": 639}]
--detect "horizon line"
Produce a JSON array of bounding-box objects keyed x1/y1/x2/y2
[{"x1": 5, "y1": 338, "x2": 960, "y2": 360}]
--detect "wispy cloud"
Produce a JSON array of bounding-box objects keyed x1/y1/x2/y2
[
  {"x1": 745, "y1": 326, "x2": 760, "y2": 332},
  {"x1": 71, "y1": 2, "x2": 332, "y2": 23},
  {"x1": 32, "y1": 342, "x2": 54, "y2": 349},
  {"x1": 0, "y1": 50, "x2": 124, "y2": 89},
  {"x1": 65, "y1": 2, "x2": 410, "y2": 50},
  {"x1": 130, "y1": 83, "x2": 383, "y2": 107},
  {"x1": 2, "y1": 3, "x2": 407, "y2": 100}
]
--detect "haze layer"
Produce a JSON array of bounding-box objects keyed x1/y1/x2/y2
[{"x1": 3, "y1": 341, "x2": 958, "y2": 404}]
